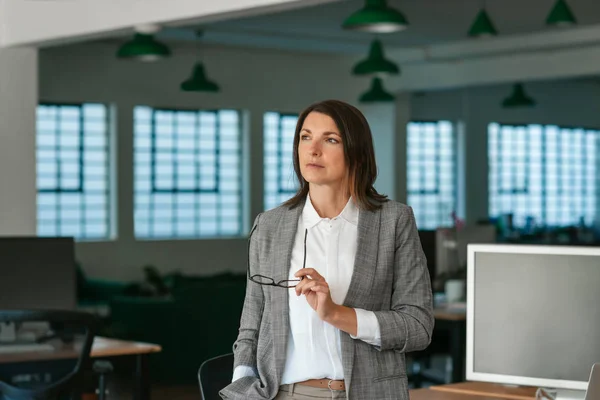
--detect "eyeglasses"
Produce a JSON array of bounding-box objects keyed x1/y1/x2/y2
[{"x1": 247, "y1": 224, "x2": 305, "y2": 288}]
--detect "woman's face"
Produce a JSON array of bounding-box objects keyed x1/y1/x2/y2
[{"x1": 298, "y1": 111, "x2": 347, "y2": 188}]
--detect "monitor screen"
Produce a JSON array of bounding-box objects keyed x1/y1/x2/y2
[
  {"x1": 467, "y1": 245, "x2": 600, "y2": 390},
  {"x1": 0, "y1": 237, "x2": 76, "y2": 310}
]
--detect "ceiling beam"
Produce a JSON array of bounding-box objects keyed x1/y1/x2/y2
[
  {"x1": 160, "y1": 27, "x2": 367, "y2": 54},
  {"x1": 0, "y1": 0, "x2": 341, "y2": 48},
  {"x1": 388, "y1": 23, "x2": 600, "y2": 64},
  {"x1": 392, "y1": 42, "x2": 600, "y2": 92}
]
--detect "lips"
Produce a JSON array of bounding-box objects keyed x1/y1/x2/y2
[{"x1": 306, "y1": 163, "x2": 324, "y2": 168}]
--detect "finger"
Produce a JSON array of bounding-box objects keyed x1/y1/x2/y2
[
  {"x1": 295, "y1": 276, "x2": 312, "y2": 296},
  {"x1": 302, "y1": 281, "x2": 329, "y2": 296},
  {"x1": 295, "y1": 268, "x2": 324, "y2": 281},
  {"x1": 310, "y1": 285, "x2": 330, "y2": 294},
  {"x1": 294, "y1": 268, "x2": 309, "y2": 278},
  {"x1": 300, "y1": 280, "x2": 320, "y2": 296}
]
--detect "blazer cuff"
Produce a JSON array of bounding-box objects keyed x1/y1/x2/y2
[
  {"x1": 350, "y1": 308, "x2": 382, "y2": 347},
  {"x1": 232, "y1": 365, "x2": 258, "y2": 382}
]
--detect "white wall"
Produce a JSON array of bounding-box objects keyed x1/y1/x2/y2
[{"x1": 39, "y1": 41, "x2": 379, "y2": 281}]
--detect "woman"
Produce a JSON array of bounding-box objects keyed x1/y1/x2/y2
[{"x1": 220, "y1": 100, "x2": 434, "y2": 400}]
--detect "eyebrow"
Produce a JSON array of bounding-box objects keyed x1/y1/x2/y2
[{"x1": 301, "y1": 128, "x2": 341, "y2": 137}]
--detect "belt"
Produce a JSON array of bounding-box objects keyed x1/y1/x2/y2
[{"x1": 296, "y1": 379, "x2": 346, "y2": 391}]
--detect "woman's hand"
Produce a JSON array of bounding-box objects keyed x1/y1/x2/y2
[
  {"x1": 294, "y1": 268, "x2": 338, "y2": 321},
  {"x1": 294, "y1": 268, "x2": 358, "y2": 336}
]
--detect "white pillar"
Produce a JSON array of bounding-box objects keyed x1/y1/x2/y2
[
  {"x1": 462, "y1": 89, "x2": 489, "y2": 225},
  {"x1": 394, "y1": 93, "x2": 410, "y2": 204},
  {"x1": 0, "y1": 47, "x2": 38, "y2": 235},
  {"x1": 595, "y1": 135, "x2": 600, "y2": 231},
  {"x1": 455, "y1": 118, "x2": 467, "y2": 222},
  {"x1": 115, "y1": 102, "x2": 134, "y2": 241},
  {"x1": 247, "y1": 107, "x2": 264, "y2": 229},
  {"x1": 360, "y1": 102, "x2": 397, "y2": 201}
]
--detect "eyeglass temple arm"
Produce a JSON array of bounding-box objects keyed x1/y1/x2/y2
[{"x1": 247, "y1": 222, "x2": 259, "y2": 280}]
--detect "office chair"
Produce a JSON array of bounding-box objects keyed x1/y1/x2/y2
[
  {"x1": 0, "y1": 310, "x2": 98, "y2": 400},
  {"x1": 198, "y1": 353, "x2": 234, "y2": 400},
  {"x1": 93, "y1": 360, "x2": 113, "y2": 400}
]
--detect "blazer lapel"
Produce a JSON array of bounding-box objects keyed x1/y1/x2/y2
[
  {"x1": 341, "y1": 206, "x2": 380, "y2": 392},
  {"x1": 271, "y1": 202, "x2": 304, "y2": 383},
  {"x1": 343, "y1": 206, "x2": 381, "y2": 308}
]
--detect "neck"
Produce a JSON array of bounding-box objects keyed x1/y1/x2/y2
[{"x1": 308, "y1": 184, "x2": 351, "y2": 219}]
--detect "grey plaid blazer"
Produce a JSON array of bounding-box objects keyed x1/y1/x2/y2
[{"x1": 220, "y1": 198, "x2": 434, "y2": 400}]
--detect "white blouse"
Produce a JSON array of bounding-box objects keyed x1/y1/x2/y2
[{"x1": 233, "y1": 196, "x2": 381, "y2": 383}]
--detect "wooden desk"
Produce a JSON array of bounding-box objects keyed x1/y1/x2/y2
[
  {"x1": 0, "y1": 337, "x2": 161, "y2": 364},
  {"x1": 434, "y1": 306, "x2": 467, "y2": 322},
  {"x1": 91, "y1": 337, "x2": 161, "y2": 358},
  {"x1": 433, "y1": 306, "x2": 467, "y2": 383},
  {"x1": 0, "y1": 337, "x2": 161, "y2": 400},
  {"x1": 411, "y1": 388, "x2": 520, "y2": 400},
  {"x1": 413, "y1": 382, "x2": 537, "y2": 399}
]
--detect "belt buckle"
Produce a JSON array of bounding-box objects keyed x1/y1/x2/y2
[{"x1": 327, "y1": 379, "x2": 342, "y2": 390}]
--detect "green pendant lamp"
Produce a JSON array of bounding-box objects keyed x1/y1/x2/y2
[
  {"x1": 546, "y1": 0, "x2": 577, "y2": 27},
  {"x1": 180, "y1": 31, "x2": 220, "y2": 93},
  {"x1": 181, "y1": 63, "x2": 220, "y2": 92},
  {"x1": 342, "y1": 0, "x2": 408, "y2": 33},
  {"x1": 468, "y1": 9, "x2": 498, "y2": 37},
  {"x1": 117, "y1": 25, "x2": 171, "y2": 61},
  {"x1": 502, "y1": 83, "x2": 536, "y2": 108},
  {"x1": 359, "y1": 77, "x2": 395, "y2": 103},
  {"x1": 353, "y1": 39, "x2": 400, "y2": 77}
]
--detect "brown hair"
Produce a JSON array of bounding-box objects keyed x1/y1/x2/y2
[{"x1": 283, "y1": 99, "x2": 388, "y2": 211}]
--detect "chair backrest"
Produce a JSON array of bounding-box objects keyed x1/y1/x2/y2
[
  {"x1": 198, "y1": 353, "x2": 234, "y2": 400},
  {"x1": 0, "y1": 310, "x2": 97, "y2": 400}
]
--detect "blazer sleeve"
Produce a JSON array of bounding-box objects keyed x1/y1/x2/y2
[
  {"x1": 373, "y1": 205, "x2": 434, "y2": 353},
  {"x1": 232, "y1": 213, "x2": 264, "y2": 369}
]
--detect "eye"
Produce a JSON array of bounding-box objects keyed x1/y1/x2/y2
[
  {"x1": 301, "y1": 134, "x2": 310, "y2": 140},
  {"x1": 326, "y1": 137, "x2": 340, "y2": 144}
]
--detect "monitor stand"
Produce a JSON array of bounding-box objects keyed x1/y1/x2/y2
[
  {"x1": 554, "y1": 388, "x2": 586, "y2": 400},
  {"x1": 0, "y1": 322, "x2": 17, "y2": 342}
]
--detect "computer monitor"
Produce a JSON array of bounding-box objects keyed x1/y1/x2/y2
[
  {"x1": 466, "y1": 244, "x2": 600, "y2": 400},
  {"x1": 0, "y1": 237, "x2": 76, "y2": 310}
]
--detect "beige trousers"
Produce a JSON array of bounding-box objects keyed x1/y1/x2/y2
[{"x1": 274, "y1": 383, "x2": 347, "y2": 399}]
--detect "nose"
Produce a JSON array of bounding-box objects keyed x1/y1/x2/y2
[{"x1": 308, "y1": 140, "x2": 321, "y2": 156}]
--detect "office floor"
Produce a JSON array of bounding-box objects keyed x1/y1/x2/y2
[
  {"x1": 152, "y1": 384, "x2": 201, "y2": 400},
  {"x1": 104, "y1": 382, "x2": 201, "y2": 400},
  {"x1": 95, "y1": 377, "x2": 199, "y2": 400}
]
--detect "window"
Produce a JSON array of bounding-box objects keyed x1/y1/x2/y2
[
  {"x1": 264, "y1": 112, "x2": 298, "y2": 211},
  {"x1": 134, "y1": 106, "x2": 243, "y2": 238},
  {"x1": 36, "y1": 103, "x2": 111, "y2": 240},
  {"x1": 489, "y1": 123, "x2": 597, "y2": 228},
  {"x1": 407, "y1": 121, "x2": 456, "y2": 230}
]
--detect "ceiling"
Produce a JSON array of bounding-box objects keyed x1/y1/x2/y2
[{"x1": 158, "y1": 0, "x2": 600, "y2": 55}]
